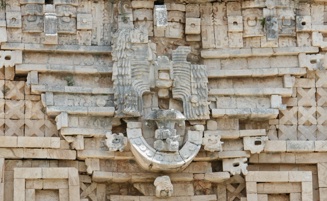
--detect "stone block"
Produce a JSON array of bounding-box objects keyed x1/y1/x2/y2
[
  {"x1": 133, "y1": 9, "x2": 153, "y2": 21},
  {"x1": 43, "y1": 179, "x2": 68, "y2": 189},
  {"x1": 271, "y1": 95, "x2": 282, "y2": 109},
  {"x1": 158, "y1": 88, "x2": 169, "y2": 98},
  {"x1": 287, "y1": 141, "x2": 315, "y2": 152},
  {"x1": 25, "y1": 119, "x2": 45, "y2": 137},
  {"x1": 226, "y1": 2, "x2": 241, "y2": 16},
  {"x1": 311, "y1": 4, "x2": 323, "y2": 25},
  {"x1": 131, "y1": 1, "x2": 154, "y2": 9},
  {"x1": 5, "y1": 119, "x2": 24, "y2": 136},
  {"x1": 298, "y1": 125, "x2": 317, "y2": 141},
  {"x1": 5, "y1": 81, "x2": 25, "y2": 100},
  {"x1": 22, "y1": 14, "x2": 44, "y2": 33},
  {"x1": 185, "y1": 18, "x2": 201, "y2": 34},
  {"x1": 302, "y1": 181, "x2": 313, "y2": 201},
  {"x1": 243, "y1": 136, "x2": 268, "y2": 154},
  {"x1": 266, "y1": 16, "x2": 279, "y2": 40},
  {"x1": 299, "y1": 53, "x2": 324, "y2": 70},
  {"x1": 77, "y1": 14, "x2": 92, "y2": 30},
  {"x1": 264, "y1": 141, "x2": 286, "y2": 152},
  {"x1": 14, "y1": 168, "x2": 42, "y2": 179},
  {"x1": 296, "y1": 16, "x2": 312, "y2": 32},
  {"x1": 26, "y1": 179, "x2": 42, "y2": 189},
  {"x1": 165, "y1": 22, "x2": 183, "y2": 38},
  {"x1": 53, "y1": 0, "x2": 78, "y2": 6},
  {"x1": 228, "y1": 16, "x2": 243, "y2": 32},
  {"x1": 297, "y1": 32, "x2": 311, "y2": 47},
  {"x1": 246, "y1": 194, "x2": 258, "y2": 201},
  {"x1": 223, "y1": 158, "x2": 248, "y2": 175},
  {"x1": 25, "y1": 100, "x2": 44, "y2": 120},
  {"x1": 92, "y1": 171, "x2": 113, "y2": 182},
  {"x1": 319, "y1": 188, "x2": 327, "y2": 201},
  {"x1": 154, "y1": 5, "x2": 168, "y2": 27},
  {"x1": 183, "y1": 162, "x2": 212, "y2": 173},
  {"x1": 228, "y1": 32, "x2": 243, "y2": 48},
  {"x1": 245, "y1": 171, "x2": 289, "y2": 182},
  {"x1": 13, "y1": 178, "x2": 25, "y2": 201},
  {"x1": 315, "y1": 141, "x2": 327, "y2": 152},
  {"x1": 218, "y1": 151, "x2": 250, "y2": 159},
  {"x1": 289, "y1": 171, "x2": 312, "y2": 182},
  {"x1": 204, "y1": 172, "x2": 230, "y2": 183},
  {"x1": 186, "y1": 4, "x2": 199, "y2": 18},
  {"x1": 246, "y1": 181, "x2": 257, "y2": 194},
  {"x1": 5, "y1": 100, "x2": 25, "y2": 120},
  {"x1": 42, "y1": 167, "x2": 68, "y2": 179},
  {"x1": 48, "y1": 149, "x2": 76, "y2": 160},
  {"x1": 318, "y1": 163, "x2": 327, "y2": 187},
  {"x1": 6, "y1": 12, "x2": 22, "y2": 28},
  {"x1": 166, "y1": 3, "x2": 185, "y2": 11},
  {"x1": 243, "y1": 9, "x2": 264, "y2": 37}
]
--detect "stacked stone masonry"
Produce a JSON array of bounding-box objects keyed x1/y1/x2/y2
[{"x1": 2, "y1": 0, "x2": 327, "y2": 200}]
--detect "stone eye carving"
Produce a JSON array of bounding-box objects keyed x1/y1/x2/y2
[{"x1": 105, "y1": 132, "x2": 128, "y2": 152}]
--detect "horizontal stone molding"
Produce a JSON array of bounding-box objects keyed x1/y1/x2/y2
[
  {"x1": 16, "y1": 64, "x2": 112, "y2": 75},
  {"x1": 201, "y1": 47, "x2": 319, "y2": 59},
  {"x1": 1, "y1": 43, "x2": 112, "y2": 54},
  {"x1": 208, "y1": 68, "x2": 307, "y2": 78}
]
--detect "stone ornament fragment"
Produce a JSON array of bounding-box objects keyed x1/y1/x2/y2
[
  {"x1": 243, "y1": 136, "x2": 268, "y2": 154},
  {"x1": 154, "y1": 176, "x2": 173, "y2": 198},
  {"x1": 44, "y1": 5, "x2": 58, "y2": 44},
  {"x1": 148, "y1": 109, "x2": 185, "y2": 152},
  {"x1": 202, "y1": 133, "x2": 223, "y2": 152},
  {"x1": 0, "y1": 51, "x2": 22, "y2": 68},
  {"x1": 299, "y1": 53, "x2": 327, "y2": 70},
  {"x1": 223, "y1": 158, "x2": 248, "y2": 175},
  {"x1": 265, "y1": 16, "x2": 278, "y2": 40},
  {"x1": 154, "y1": 5, "x2": 168, "y2": 27},
  {"x1": 105, "y1": 132, "x2": 128, "y2": 152}
]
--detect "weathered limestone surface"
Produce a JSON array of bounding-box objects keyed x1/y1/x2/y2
[{"x1": 1, "y1": 0, "x2": 327, "y2": 200}]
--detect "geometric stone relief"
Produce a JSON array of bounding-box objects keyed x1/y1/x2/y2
[
  {"x1": 80, "y1": 175, "x2": 105, "y2": 201},
  {"x1": 246, "y1": 171, "x2": 313, "y2": 201},
  {"x1": 217, "y1": 175, "x2": 246, "y2": 201},
  {"x1": 223, "y1": 158, "x2": 248, "y2": 176},
  {"x1": 13, "y1": 167, "x2": 80, "y2": 201},
  {"x1": 105, "y1": 132, "x2": 127, "y2": 152},
  {"x1": 202, "y1": 132, "x2": 223, "y2": 152},
  {"x1": 243, "y1": 136, "x2": 268, "y2": 154}
]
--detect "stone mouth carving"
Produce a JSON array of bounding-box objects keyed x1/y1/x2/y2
[{"x1": 127, "y1": 109, "x2": 203, "y2": 172}]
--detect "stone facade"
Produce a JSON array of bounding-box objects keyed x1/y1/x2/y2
[{"x1": 0, "y1": 0, "x2": 327, "y2": 200}]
